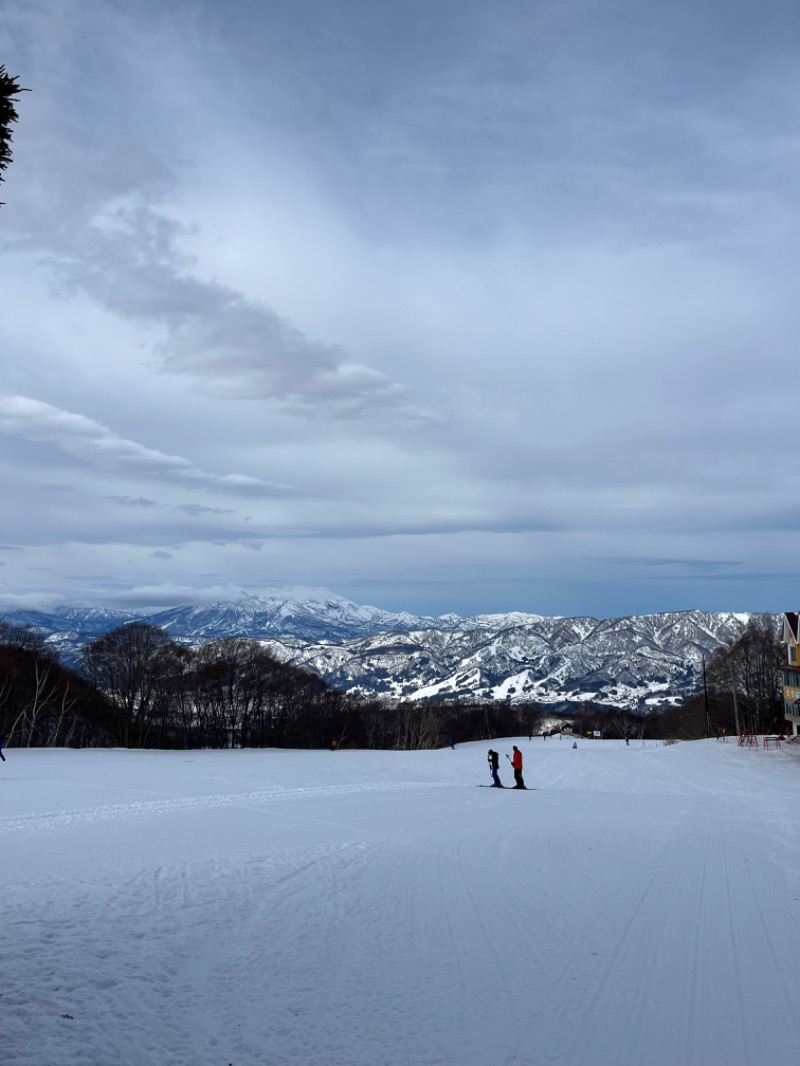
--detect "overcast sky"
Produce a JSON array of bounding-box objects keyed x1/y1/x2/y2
[{"x1": 1, "y1": 0, "x2": 799, "y2": 619}]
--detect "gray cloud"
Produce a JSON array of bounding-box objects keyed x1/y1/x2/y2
[
  {"x1": 97, "y1": 583, "x2": 259, "y2": 609},
  {"x1": 176, "y1": 504, "x2": 235, "y2": 516},
  {"x1": 0, "y1": 397, "x2": 297, "y2": 498},
  {"x1": 108, "y1": 496, "x2": 159, "y2": 508},
  {"x1": 9, "y1": 154, "x2": 430, "y2": 425},
  {"x1": 612, "y1": 558, "x2": 742, "y2": 573}
]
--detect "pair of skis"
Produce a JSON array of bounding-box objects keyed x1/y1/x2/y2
[{"x1": 477, "y1": 784, "x2": 533, "y2": 789}]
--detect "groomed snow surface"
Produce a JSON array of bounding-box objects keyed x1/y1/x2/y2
[{"x1": 4, "y1": 739, "x2": 800, "y2": 1066}]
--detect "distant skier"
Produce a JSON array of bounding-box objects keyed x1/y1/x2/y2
[
  {"x1": 510, "y1": 745, "x2": 525, "y2": 789},
  {"x1": 487, "y1": 749, "x2": 503, "y2": 787},
  {"x1": 0, "y1": 738, "x2": 5, "y2": 762},
  {"x1": 449, "y1": 737, "x2": 455, "y2": 750}
]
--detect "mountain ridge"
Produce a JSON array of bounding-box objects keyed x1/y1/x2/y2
[{"x1": 0, "y1": 592, "x2": 760, "y2": 710}]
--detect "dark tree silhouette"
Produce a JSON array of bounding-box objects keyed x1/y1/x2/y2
[
  {"x1": 706, "y1": 616, "x2": 783, "y2": 736},
  {"x1": 1, "y1": 66, "x2": 28, "y2": 203},
  {"x1": 0, "y1": 622, "x2": 110, "y2": 747},
  {"x1": 82, "y1": 622, "x2": 180, "y2": 747}
]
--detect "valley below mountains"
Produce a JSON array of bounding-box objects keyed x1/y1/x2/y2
[{"x1": 2, "y1": 591, "x2": 760, "y2": 711}]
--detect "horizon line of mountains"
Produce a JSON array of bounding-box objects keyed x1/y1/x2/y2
[{"x1": 1, "y1": 592, "x2": 764, "y2": 712}]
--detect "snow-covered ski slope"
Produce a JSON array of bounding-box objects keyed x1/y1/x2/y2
[{"x1": 4, "y1": 739, "x2": 800, "y2": 1066}]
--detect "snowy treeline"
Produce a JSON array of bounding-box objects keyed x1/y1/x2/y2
[
  {"x1": 0, "y1": 620, "x2": 532, "y2": 749},
  {"x1": 0, "y1": 620, "x2": 350, "y2": 749}
]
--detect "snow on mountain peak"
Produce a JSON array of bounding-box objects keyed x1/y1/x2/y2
[{"x1": 1, "y1": 597, "x2": 774, "y2": 712}]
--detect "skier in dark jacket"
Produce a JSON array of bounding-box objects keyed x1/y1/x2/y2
[
  {"x1": 0, "y1": 738, "x2": 5, "y2": 762},
  {"x1": 487, "y1": 749, "x2": 503, "y2": 787}
]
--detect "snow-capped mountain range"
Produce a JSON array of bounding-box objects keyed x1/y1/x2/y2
[{"x1": 2, "y1": 588, "x2": 758, "y2": 710}]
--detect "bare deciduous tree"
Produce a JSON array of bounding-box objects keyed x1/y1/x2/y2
[
  {"x1": 706, "y1": 616, "x2": 783, "y2": 735},
  {"x1": 82, "y1": 623, "x2": 179, "y2": 747},
  {"x1": 0, "y1": 628, "x2": 89, "y2": 747}
]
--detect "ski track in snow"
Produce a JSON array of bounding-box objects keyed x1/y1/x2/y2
[
  {"x1": 0, "y1": 780, "x2": 453, "y2": 836},
  {"x1": 3, "y1": 742, "x2": 800, "y2": 1066}
]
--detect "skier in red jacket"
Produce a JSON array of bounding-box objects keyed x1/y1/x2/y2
[{"x1": 511, "y1": 745, "x2": 525, "y2": 789}]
